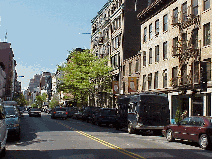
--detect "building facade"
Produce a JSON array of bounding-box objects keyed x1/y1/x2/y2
[
  {"x1": 0, "y1": 62, "x2": 6, "y2": 98},
  {"x1": 0, "y1": 42, "x2": 15, "y2": 100},
  {"x1": 91, "y1": 0, "x2": 150, "y2": 107},
  {"x1": 137, "y1": 0, "x2": 211, "y2": 123}
]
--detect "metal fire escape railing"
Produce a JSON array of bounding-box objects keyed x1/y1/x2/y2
[{"x1": 171, "y1": 11, "x2": 201, "y2": 90}]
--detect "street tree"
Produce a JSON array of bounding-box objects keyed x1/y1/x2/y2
[
  {"x1": 49, "y1": 93, "x2": 60, "y2": 109},
  {"x1": 13, "y1": 93, "x2": 27, "y2": 106},
  {"x1": 57, "y1": 49, "x2": 112, "y2": 107}
]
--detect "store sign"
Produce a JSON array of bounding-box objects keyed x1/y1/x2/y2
[
  {"x1": 112, "y1": 81, "x2": 119, "y2": 94},
  {"x1": 128, "y1": 77, "x2": 137, "y2": 93}
]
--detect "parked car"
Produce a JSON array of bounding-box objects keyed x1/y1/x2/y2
[
  {"x1": 66, "y1": 107, "x2": 78, "y2": 118},
  {"x1": 92, "y1": 108, "x2": 117, "y2": 127},
  {"x1": 0, "y1": 102, "x2": 7, "y2": 157},
  {"x1": 162, "y1": 116, "x2": 212, "y2": 150},
  {"x1": 17, "y1": 106, "x2": 24, "y2": 117},
  {"x1": 51, "y1": 107, "x2": 68, "y2": 120},
  {"x1": 81, "y1": 106, "x2": 95, "y2": 122},
  {"x1": 4, "y1": 105, "x2": 21, "y2": 140},
  {"x1": 29, "y1": 108, "x2": 41, "y2": 117},
  {"x1": 72, "y1": 111, "x2": 83, "y2": 120},
  {"x1": 82, "y1": 106, "x2": 102, "y2": 122}
]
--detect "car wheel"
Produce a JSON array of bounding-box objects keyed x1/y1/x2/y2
[
  {"x1": 128, "y1": 123, "x2": 135, "y2": 134},
  {"x1": 166, "y1": 129, "x2": 175, "y2": 142},
  {"x1": 0, "y1": 147, "x2": 6, "y2": 157},
  {"x1": 199, "y1": 134, "x2": 209, "y2": 150}
]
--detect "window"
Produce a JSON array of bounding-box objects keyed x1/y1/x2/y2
[
  {"x1": 192, "y1": 29, "x2": 198, "y2": 49},
  {"x1": 111, "y1": 56, "x2": 115, "y2": 68},
  {"x1": 148, "y1": 73, "x2": 152, "y2": 90},
  {"x1": 173, "y1": 37, "x2": 178, "y2": 55},
  {"x1": 163, "y1": 14, "x2": 168, "y2": 31},
  {"x1": 163, "y1": 69, "x2": 167, "y2": 88},
  {"x1": 135, "y1": 0, "x2": 137, "y2": 11},
  {"x1": 182, "y1": 2, "x2": 187, "y2": 22},
  {"x1": 129, "y1": 63, "x2": 132, "y2": 75},
  {"x1": 144, "y1": 27, "x2": 147, "y2": 42},
  {"x1": 181, "y1": 64, "x2": 187, "y2": 85},
  {"x1": 123, "y1": 65, "x2": 125, "y2": 76},
  {"x1": 149, "y1": 48, "x2": 152, "y2": 64},
  {"x1": 206, "y1": 59, "x2": 212, "y2": 81},
  {"x1": 115, "y1": 55, "x2": 118, "y2": 68},
  {"x1": 173, "y1": 7, "x2": 178, "y2": 24},
  {"x1": 193, "y1": 61, "x2": 199, "y2": 83},
  {"x1": 172, "y1": 67, "x2": 178, "y2": 86},
  {"x1": 204, "y1": 0, "x2": 210, "y2": 11},
  {"x1": 182, "y1": 33, "x2": 187, "y2": 53},
  {"x1": 135, "y1": 60, "x2": 139, "y2": 72},
  {"x1": 192, "y1": 0, "x2": 198, "y2": 16},
  {"x1": 143, "y1": 51, "x2": 146, "y2": 66},
  {"x1": 149, "y1": 23, "x2": 153, "y2": 39},
  {"x1": 204, "y1": 23, "x2": 210, "y2": 46},
  {"x1": 142, "y1": 75, "x2": 146, "y2": 90},
  {"x1": 123, "y1": 82, "x2": 125, "y2": 93},
  {"x1": 154, "y1": 71, "x2": 158, "y2": 89},
  {"x1": 155, "y1": 19, "x2": 159, "y2": 35},
  {"x1": 155, "y1": 45, "x2": 159, "y2": 62},
  {"x1": 136, "y1": 78, "x2": 139, "y2": 91},
  {"x1": 163, "y1": 41, "x2": 167, "y2": 60}
]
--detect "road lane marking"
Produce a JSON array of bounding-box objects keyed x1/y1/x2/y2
[{"x1": 48, "y1": 117, "x2": 147, "y2": 159}]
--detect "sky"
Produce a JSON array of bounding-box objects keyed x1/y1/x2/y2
[{"x1": 0, "y1": 0, "x2": 107, "y2": 90}]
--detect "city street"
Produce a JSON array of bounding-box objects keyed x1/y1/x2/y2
[{"x1": 4, "y1": 112, "x2": 212, "y2": 159}]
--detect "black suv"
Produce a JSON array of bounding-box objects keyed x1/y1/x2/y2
[{"x1": 92, "y1": 108, "x2": 117, "y2": 127}]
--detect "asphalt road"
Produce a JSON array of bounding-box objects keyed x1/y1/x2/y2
[{"x1": 3, "y1": 112, "x2": 212, "y2": 159}]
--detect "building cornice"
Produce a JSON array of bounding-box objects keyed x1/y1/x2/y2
[{"x1": 137, "y1": 0, "x2": 176, "y2": 23}]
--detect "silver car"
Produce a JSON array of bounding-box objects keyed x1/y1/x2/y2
[
  {"x1": 4, "y1": 106, "x2": 21, "y2": 140},
  {"x1": 51, "y1": 107, "x2": 68, "y2": 120},
  {"x1": 0, "y1": 103, "x2": 7, "y2": 157}
]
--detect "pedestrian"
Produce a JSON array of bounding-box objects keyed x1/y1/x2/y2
[{"x1": 181, "y1": 110, "x2": 188, "y2": 119}]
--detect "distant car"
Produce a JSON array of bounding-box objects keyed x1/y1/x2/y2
[
  {"x1": 51, "y1": 107, "x2": 68, "y2": 120},
  {"x1": 162, "y1": 116, "x2": 212, "y2": 150},
  {"x1": 72, "y1": 111, "x2": 83, "y2": 120},
  {"x1": 4, "y1": 105, "x2": 21, "y2": 140},
  {"x1": 66, "y1": 107, "x2": 78, "y2": 118},
  {"x1": 17, "y1": 107, "x2": 24, "y2": 117},
  {"x1": 0, "y1": 102, "x2": 7, "y2": 157},
  {"x1": 92, "y1": 108, "x2": 117, "y2": 127},
  {"x1": 29, "y1": 108, "x2": 41, "y2": 117}
]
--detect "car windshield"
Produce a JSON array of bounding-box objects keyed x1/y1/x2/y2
[
  {"x1": 5, "y1": 107, "x2": 16, "y2": 115},
  {"x1": 101, "y1": 109, "x2": 116, "y2": 116},
  {"x1": 31, "y1": 108, "x2": 40, "y2": 111},
  {"x1": 55, "y1": 108, "x2": 66, "y2": 111}
]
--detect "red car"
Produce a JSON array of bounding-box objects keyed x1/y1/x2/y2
[{"x1": 162, "y1": 116, "x2": 212, "y2": 150}]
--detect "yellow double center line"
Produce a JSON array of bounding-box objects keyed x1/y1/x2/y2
[{"x1": 50, "y1": 118, "x2": 146, "y2": 159}]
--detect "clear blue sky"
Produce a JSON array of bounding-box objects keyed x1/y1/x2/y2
[{"x1": 0, "y1": 0, "x2": 107, "y2": 90}]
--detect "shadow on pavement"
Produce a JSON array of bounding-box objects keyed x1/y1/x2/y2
[{"x1": 3, "y1": 148, "x2": 212, "y2": 159}]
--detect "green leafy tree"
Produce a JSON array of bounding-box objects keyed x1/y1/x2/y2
[
  {"x1": 35, "y1": 93, "x2": 47, "y2": 108},
  {"x1": 58, "y1": 49, "x2": 112, "y2": 107},
  {"x1": 13, "y1": 93, "x2": 27, "y2": 106},
  {"x1": 49, "y1": 93, "x2": 59, "y2": 109}
]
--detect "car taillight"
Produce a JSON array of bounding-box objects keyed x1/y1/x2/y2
[
  {"x1": 54, "y1": 112, "x2": 56, "y2": 114},
  {"x1": 66, "y1": 112, "x2": 68, "y2": 115}
]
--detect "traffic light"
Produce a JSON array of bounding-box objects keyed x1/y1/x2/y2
[{"x1": 200, "y1": 62, "x2": 207, "y2": 92}]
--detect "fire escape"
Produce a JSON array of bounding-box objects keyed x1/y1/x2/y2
[{"x1": 171, "y1": 8, "x2": 202, "y2": 93}]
